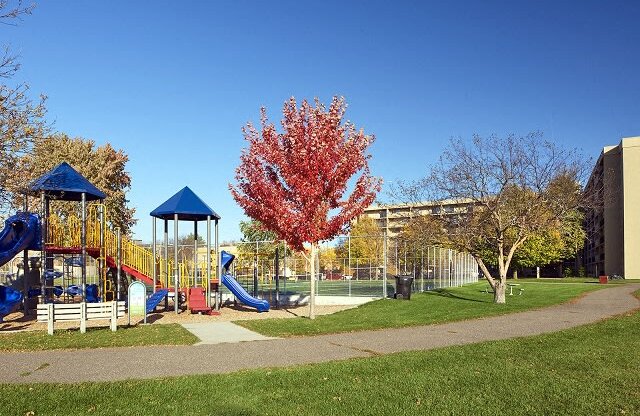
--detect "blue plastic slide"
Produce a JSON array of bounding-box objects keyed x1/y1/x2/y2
[
  {"x1": 220, "y1": 250, "x2": 269, "y2": 312},
  {"x1": 0, "y1": 285, "x2": 23, "y2": 322},
  {"x1": 0, "y1": 213, "x2": 41, "y2": 268},
  {"x1": 146, "y1": 289, "x2": 169, "y2": 314},
  {"x1": 221, "y1": 273, "x2": 270, "y2": 312}
]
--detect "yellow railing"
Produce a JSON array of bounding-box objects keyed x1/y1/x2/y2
[
  {"x1": 46, "y1": 204, "x2": 216, "y2": 290},
  {"x1": 179, "y1": 261, "x2": 210, "y2": 289}
]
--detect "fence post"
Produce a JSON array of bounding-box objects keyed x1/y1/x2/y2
[
  {"x1": 383, "y1": 230, "x2": 388, "y2": 299},
  {"x1": 80, "y1": 302, "x2": 86, "y2": 334},
  {"x1": 47, "y1": 303, "x2": 54, "y2": 335},
  {"x1": 111, "y1": 300, "x2": 117, "y2": 332},
  {"x1": 348, "y1": 234, "x2": 351, "y2": 280},
  {"x1": 253, "y1": 242, "x2": 258, "y2": 297},
  {"x1": 421, "y1": 248, "x2": 424, "y2": 292},
  {"x1": 282, "y1": 241, "x2": 287, "y2": 298}
]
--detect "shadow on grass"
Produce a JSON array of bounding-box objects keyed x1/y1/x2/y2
[{"x1": 428, "y1": 289, "x2": 488, "y2": 303}]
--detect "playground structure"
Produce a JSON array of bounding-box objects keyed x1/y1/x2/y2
[
  {"x1": 0, "y1": 161, "x2": 479, "y2": 324},
  {"x1": 0, "y1": 162, "x2": 271, "y2": 324}
]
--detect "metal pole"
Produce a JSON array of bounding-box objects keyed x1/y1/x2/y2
[
  {"x1": 309, "y1": 243, "x2": 316, "y2": 319},
  {"x1": 448, "y1": 249, "x2": 452, "y2": 287},
  {"x1": 438, "y1": 247, "x2": 442, "y2": 288},
  {"x1": 427, "y1": 246, "x2": 431, "y2": 288},
  {"x1": 81, "y1": 192, "x2": 87, "y2": 302},
  {"x1": 463, "y1": 253, "x2": 467, "y2": 284},
  {"x1": 282, "y1": 241, "x2": 287, "y2": 297},
  {"x1": 116, "y1": 228, "x2": 121, "y2": 301},
  {"x1": 40, "y1": 192, "x2": 45, "y2": 300},
  {"x1": 275, "y1": 248, "x2": 280, "y2": 308},
  {"x1": 174, "y1": 213, "x2": 179, "y2": 314},
  {"x1": 194, "y1": 221, "x2": 198, "y2": 288},
  {"x1": 348, "y1": 234, "x2": 351, "y2": 279},
  {"x1": 253, "y1": 241, "x2": 258, "y2": 297},
  {"x1": 395, "y1": 240, "x2": 398, "y2": 275},
  {"x1": 215, "y1": 219, "x2": 220, "y2": 311},
  {"x1": 430, "y1": 246, "x2": 433, "y2": 288},
  {"x1": 164, "y1": 219, "x2": 169, "y2": 309},
  {"x1": 152, "y1": 217, "x2": 157, "y2": 293},
  {"x1": 44, "y1": 199, "x2": 51, "y2": 272},
  {"x1": 206, "y1": 216, "x2": 211, "y2": 308},
  {"x1": 98, "y1": 203, "x2": 105, "y2": 298},
  {"x1": 22, "y1": 194, "x2": 29, "y2": 314},
  {"x1": 441, "y1": 247, "x2": 444, "y2": 287},
  {"x1": 421, "y1": 248, "x2": 424, "y2": 292},
  {"x1": 404, "y1": 242, "x2": 407, "y2": 274},
  {"x1": 383, "y1": 230, "x2": 388, "y2": 298}
]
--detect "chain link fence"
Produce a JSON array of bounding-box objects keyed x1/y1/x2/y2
[{"x1": 225, "y1": 234, "x2": 478, "y2": 305}]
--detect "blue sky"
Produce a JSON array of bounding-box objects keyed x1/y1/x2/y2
[{"x1": 7, "y1": 0, "x2": 640, "y2": 242}]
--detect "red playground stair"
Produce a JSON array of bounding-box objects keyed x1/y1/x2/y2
[{"x1": 188, "y1": 287, "x2": 211, "y2": 314}]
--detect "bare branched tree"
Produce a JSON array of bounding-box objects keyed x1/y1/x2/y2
[
  {"x1": 0, "y1": 0, "x2": 35, "y2": 78},
  {"x1": 0, "y1": 0, "x2": 48, "y2": 214},
  {"x1": 394, "y1": 132, "x2": 588, "y2": 303},
  {"x1": 0, "y1": 83, "x2": 47, "y2": 209}
]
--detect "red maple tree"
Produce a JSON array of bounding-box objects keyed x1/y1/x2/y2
[{"x1": 230, "y1": 96, "x2": 382, "y2": 318}]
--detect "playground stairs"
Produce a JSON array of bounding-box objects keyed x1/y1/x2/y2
[{"x1": 188, "y1": 287, "x2": 212, "y2": 314}]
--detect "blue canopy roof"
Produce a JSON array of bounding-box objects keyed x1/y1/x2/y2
[
  {"x1": 150, "y1": 186, "x2": 221, "y2": 221},
  {"x1": 29, "y1": 162, "x2": 106, "y2": 201}
]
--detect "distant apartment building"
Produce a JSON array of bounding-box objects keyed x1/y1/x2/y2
[
  {"x1": 583, "y1": 136, "x2": 640, "y2": 278},
  {"x1": 362, "y1": 200, "x2": 470, "y2": 237}
]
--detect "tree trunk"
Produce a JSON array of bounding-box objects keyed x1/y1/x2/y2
[
  {"x1": 309, "y1": 242, "x2": 317, "y2": 319},
  {"x1": 493, "y1": 277, "x2": 507, "y2": 304},
  {"x1": 475, "y1": 256, "x2": 507, "y2": 304}
]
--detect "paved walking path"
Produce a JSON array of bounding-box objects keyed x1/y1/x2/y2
[
  {"x1": 1, "y1": 284, "x2": 638, "y2": 384},
  {"x1": 181, "y1": 322, "x2": 277, "y2": 345}
]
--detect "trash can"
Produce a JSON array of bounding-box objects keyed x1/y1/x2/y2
[
  {"x1": 394, "y1": 275, "x2": 414, "y2": 300},
  {"x1": 599, "y1": 275, "x2": 608, "y2": 284}
]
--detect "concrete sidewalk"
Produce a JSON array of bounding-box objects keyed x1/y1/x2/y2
[
  {"x1": 1, "y1": 284, "x2": 638, "y2": 384},
  {"x1": 181, "y1": 322, "x2": 277, "y2": 345}
]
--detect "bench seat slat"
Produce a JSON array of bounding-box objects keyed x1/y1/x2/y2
[
  {"x1": 51, "y1": 316, "x2": 83, "y2": 321},
  {"x1": 43, "y1": 303, "x2": 83, "y2": 309}
]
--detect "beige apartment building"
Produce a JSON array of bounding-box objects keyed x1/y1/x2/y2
[
  {"x1": 583, "y1": 136, "x2": 640, "y2": 278},
  {"x1": 364, "y1": 137, "x2": 639, "y2": 279},
  {"x1": 362, "y1": 200, "x2": 470, "y2": 237}
]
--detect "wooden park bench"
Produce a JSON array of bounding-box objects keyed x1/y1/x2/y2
[{"x1": 37, "y1": 301, "x2": 125, "y2": 335}]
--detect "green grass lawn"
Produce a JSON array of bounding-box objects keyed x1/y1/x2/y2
[
  {"x1": 0, "y1": 323, "x2": 198, "y2": 352},
  {"x1": 237, "y1": 280, "x2": 604, "y2": 337},
  {"x1": 1, "y1": 291, "x2": 638, "y2": 415}
]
